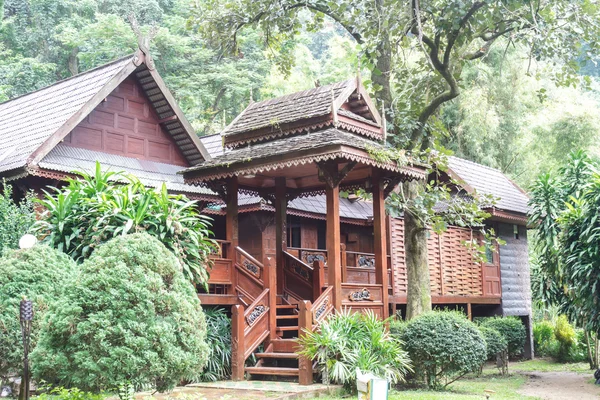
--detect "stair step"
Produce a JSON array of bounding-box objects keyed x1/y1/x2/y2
[
  {"x1": 272, "y1": 339, "x2": 298, "y2": 353},
  {"x1": 245, "y1": 366, "x2": 299, "y2": 376},
  {"x1": 276, "y1": 304, "x2": 298, "y2": 309},
  {"x1": 277, "y1": 326, "x2": 299, "y2": 332},
  {"x1": 255, "y1": 352, "x2": 298, "y2": 359},
  {"x1": 276, "y1": 314, "x2": 298, "y2": 320}
]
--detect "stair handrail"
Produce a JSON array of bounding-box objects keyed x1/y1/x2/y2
[{"x1": 311, "y1": 285, "x2": 334, "y2": 326}]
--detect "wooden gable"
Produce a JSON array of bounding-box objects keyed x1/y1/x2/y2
[{"x1": 62, "y1": 77, "x2": 188, "y2": 166}]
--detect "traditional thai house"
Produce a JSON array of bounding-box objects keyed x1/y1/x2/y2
[{"x1": 0, "y1": 50, "x2": 533, "y2": 384}]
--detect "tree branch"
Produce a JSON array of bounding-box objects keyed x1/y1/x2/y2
[{"x1": 443, "y1": 2, "x2": 486, "y2": 66}]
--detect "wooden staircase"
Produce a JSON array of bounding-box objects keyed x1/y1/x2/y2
[{"x1": 246, "y1": 304, "x2": 302, "y2": 379}]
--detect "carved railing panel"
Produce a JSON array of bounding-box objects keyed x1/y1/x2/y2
[
  {"x1": 311, "y1": 286, "x2": 334, "y2": 326},
  {"x1": 340, "y1": 283, "x2": 385, "y2": 317}
]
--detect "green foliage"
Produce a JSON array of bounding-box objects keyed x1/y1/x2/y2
[
  {"x1": 34, "y1": 163, "x2": 215, "y2": 286},
  {"x1": 553, "y1": 315, "x2": 576, "y2": 362},
  {"x1": 0, "y1": 245, "x2": 75, "y2": 380},
  {"x1": 480, "y1": 317, "x2": 526, "y2": 358},
  {"x1": 399, "y1": 311, "x2": 486, "y2": 389},
  {"x1": 297, "y1": 310, "x2": 412, "y2": 392},
  {"x1": 533, "y1": 320, "x2": 555, "y2": 356},
  {"x1": 0, "y1": 181, "x2": 36, "y2": 257},
  {"x1": 31, "y1": 233, "x2": 209, "y2": 393},
  {"x1": 198, "y1": 307, "x2": 232, "y2": 382},
  {"x1": 479, "y1": 327, "x2": 508, "y2": 361},
  {"x1": 34, "y1": 386, "x2": 105, "y2": 400}
]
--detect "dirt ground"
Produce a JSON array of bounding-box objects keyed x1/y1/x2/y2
[{"x1": 518, "y1": 371, "x2": 600, "y2": 400}]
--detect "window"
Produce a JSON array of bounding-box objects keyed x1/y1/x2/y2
[
  {"x1": 317, "y1": 221, "x2": 326, "y2": 249},
  {"x1": 513, "y1": 224, "x2": 520, "y2": 240},
  {"x1": 484, "y1": 244, "x2": 494, "y2": 264}
]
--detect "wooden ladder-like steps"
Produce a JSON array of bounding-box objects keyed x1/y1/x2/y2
[
  {"x1": 276, "y1": 326, "x2": 299, "y2": 332},
  {"x1": 245, "y1": 366, "x2": 299, "y2": 376},
  {"x1": 276, "y1": 314, "x2": 299, "y2": 320},
  {"x1": 255, "y1": 352, "x2": 298, "y2": 359}
]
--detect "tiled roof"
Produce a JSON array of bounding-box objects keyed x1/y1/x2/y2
[
  {"x1": 223, "y1": 80, "x2": 354, "y2": 136},
  {"x1": 185, "y1": 128, "x2": 390, "y2": 173},
  {"x1": 199, "y1": 133, "x2": 225, "y2": 157},
  {"x1": 290, "y1": 195, "x2": 373, "y2": 220},
  {"x1": 448, "y1": 156, "x2": 529, "y2": 214},
  {"x1": 39, "y1": 144, "x2": 214, "y2": 196},
  {"x1": 0, "y1": 56, "x2": 133, "y2": 174}
]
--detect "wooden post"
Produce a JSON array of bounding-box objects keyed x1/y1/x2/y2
[
  {"x1": 226, "y1": 177, "x2": 239, "y2": 293},
  {"x1": 372, "y1": 170, "x2": 389, "y2": 319},
  {"x1": 231, "y1": 304, "x2": 245, "y2": 381},
  {"x1": 312, "y1": 260, "x2": 325, "y2": 301},
  {"x1": 467, "y1": 303, "x2": 472, "y2": 321},
  {"x1": 264, "y1": 257, "x2": 277, "y2": 340},
  {"x1": 298, "y1": 300, "x2": 314, "y2": 385},
  {"x1": 340, "y1": 243, "x2": 347, "y2": 283},
  {"x1": 275, "y1": 177, "x2": 287, "y2": 296},
  {"x1": 326, "y1": 184, "x2": 342, "y2": 311}
]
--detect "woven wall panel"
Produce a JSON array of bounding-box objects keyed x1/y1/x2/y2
[{"x1": 390, "y1": 218, "x2": 483, "y2": 297}]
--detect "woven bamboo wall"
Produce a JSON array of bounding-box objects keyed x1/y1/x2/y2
[{"x1": 390, "y1": 218, "x2": 484, "y2": 297}]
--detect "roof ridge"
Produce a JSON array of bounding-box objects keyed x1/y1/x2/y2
[
  {"x1": 248, "y1": 79, "x2": 353, "y2": 109},
  {"x1": 0, "y1": 54, "x2": 134, "y2": 108},
  {"x1": 449, "y1": 155, "x2": 505, "y2": 174}
]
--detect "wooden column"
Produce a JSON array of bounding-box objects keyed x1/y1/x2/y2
[
  {"x1": 298, "y1": 300, "x2": 314, "y2": 385},
  {"x1": 226, "y1": 177, "x2": 239, "y2": 292},
  {"x1": 312, "y1": 260, "x2": 325, "y2": 301},
  {"x1": 275, "y1": 177, "x2": 287, "y2": 296},
  {"x1": 372, "y1": 169, "x2": 389, "y2": 319},
  {"x1": 326, "y1": 184, "x2": 342, "y2": 311},
  {"x1": 340, "y1": 243, "x2": 347, "y2": 283},
  {"x1": 264, "y1": 257, "x2": 277, "y2": 340},
  {"x1": 231, "y1": 304, "x2": 245, "y2": 381}
]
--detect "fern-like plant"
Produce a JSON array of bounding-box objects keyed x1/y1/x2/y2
[{"x1": 296, "y1": 309, "x2": 412, "y2": 392}]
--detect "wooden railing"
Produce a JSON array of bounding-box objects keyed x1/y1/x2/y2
[
  {"x1": 231, "y1": 255, "x2": 276, "y2": 381},
  {"x1": 341, "y1": 282, "x2": 385, "y2": 317},
  {"x1": 282, "y1": 251, "x2": 326, "y2": 302}
]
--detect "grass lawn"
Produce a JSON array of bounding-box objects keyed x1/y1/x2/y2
[{"x1": 315, "y1": 359, "x2": 594, "y2": 400}]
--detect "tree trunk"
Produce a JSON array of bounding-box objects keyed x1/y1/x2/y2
[
  {"x1": 585, "y1": 329, "x2": 595, "y2": 369},
  {"x1": 68, "y1": 47, "x2": 79, "y2": 76},
  {"x1": 404, "y1": 180, "x2": 432, "y2": 320}
]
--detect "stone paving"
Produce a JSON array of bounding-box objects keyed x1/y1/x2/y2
[{"x1": 135, "y1": 381, "x2": 342, "y2": 400}]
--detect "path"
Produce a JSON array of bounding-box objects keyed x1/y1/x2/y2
[{"x1": 517, "y1": 371, "x2": 600, "y2": 400}]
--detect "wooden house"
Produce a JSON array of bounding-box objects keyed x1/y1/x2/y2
[{"x1": 0, "y1": 50, "x2": 533, "y2": 384}]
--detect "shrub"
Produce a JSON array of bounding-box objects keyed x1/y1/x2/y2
[
  {"x1": 35, "y1": 386, "x2": 105, "y2": 400},
  {"x1": 533, "y1": 320, "x2": 555, "y2": 356},
  {"x1": 0, "y1": 245, "x2": 75, "y2": 380},
  {"x1": 479, "y1": 327, "x2": 508, "y2": 360},
  {"x1": 0, "y1": 182, "x2": 36, "y2": 257},
  {"x1": 480, "y1": 316, "x2": 526, "y2": 357},
  {"x1": 31, "y1": 233, "x2": 209, "y2": 393},
  {"x1": 198, "y1": 308, "x2": 232, "y2": 381},
  {"x1": 34, "y1": 163, "x2": 216, "y2": 286},
  {"x1": 400, "y1": 311, "x2": 486, "y2": 388},
  {"x1": 297, "y1": 309, "x2": 412, "y2": 392},
  {"x1": 553, "y1": 315, "x2": 576, "y2": 362}
]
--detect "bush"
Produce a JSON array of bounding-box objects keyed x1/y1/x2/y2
[
  {"x1": 34, "y1": 163, "x2": 215, "y2": 286},
  {"x1": 35, "y1": 386, "x2": 105, "y2": 400},
  {"x1": 553, "y1": 315, "x2": 576, "y2": 362},
  {"x1": 480, "y1": 316, "x2": 526, "y2": 357},
  {"x1": 297, "y1": 310, "x2": 412, "y2": 392},
  {"x1": 31, "y1": 233, "x2": 209, "y2": 393},
  {"x1": 479, "y1": 327, "x2": 508, "y2": 360},
  {"x1": 0, "y1": 182, "x2": 36, "y2": 257},
  {"x1": 198, "y1": 308, "x2": 232, "y2": 381},
  {"x1": 400, "y1": 311, "x2": 486, "y2": 388},
  {"x1": 0, "y1": 245, "x2": 75, "y2": 380},
  {"x1": 533, "y1": 320, "x2": 555, "y2": 356}
]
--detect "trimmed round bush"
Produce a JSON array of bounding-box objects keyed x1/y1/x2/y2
[
  {"x1": 0, "y1": 245, "x2": 75, "y2": 380},
  {"x1": 31, "y1": 233, "x2": 209, "y2": 392},
  {"x1": 400, "y1": 311, "x2": 486, "y2": 388},
  {"x1": 480, "y1": 316, "x2": 526, "y2": 357},
  {"x1": 479, "y1": 326, "x2": 508, "y2": 360}
]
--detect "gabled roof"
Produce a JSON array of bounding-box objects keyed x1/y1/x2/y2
[
  {"x1": 447, "y1": 157, "x2": 529, "y2": 215},
  {"x1": 0, "y1": 50, "x2": 209, "y2": 176},
  {"x1": 221, "y1": 77, "x2": 383, "y2": 148}
]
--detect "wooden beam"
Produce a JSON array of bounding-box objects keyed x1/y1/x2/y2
[
  {"x1": 231, "y1": 304, "x2": 245, "y2": 381},
  {"x1": 298, "y1": 300, "x2": 314, "y2": 385},
  {"x1": 275, "y1": 177, "x2": 287, "y2": 297},
  {"x1": 372, "y1": 169, "x2": 389, "y2": 319},
  {"x1": 326, "y1": 184, "x2": 342, "y2": 311}
]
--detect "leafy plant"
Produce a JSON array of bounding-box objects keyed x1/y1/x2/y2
[
  {"x1": 31, "y1": 233, "x2": 209, "y2": 393},
  {"x1": 0, "y1": 181, "x2": 36, "y2": 257},
  {"x1": 34, "y1": 162, "x2": 216, "y2": 287},
  {"x1": 198, "y1": 307, "x2": 232, "y2": 381},
  {"x1": 480, "y1": 316, "x2": 526, "y2": 358},
  {"x1": 0, "y1": 245, "x2": 75, "y2": 381},
  {"x1": 533, "y1": 320, "x2": 555, "y2": 356},
  {"x1": 553, "y1": 315, "x2": 576, "y2": 362},
  {"x1": 399, "y1": 311, "x2": 486, "y2": 389},
  {"x1": 297, "y1": 309, "x2": 412, "y2": 392},
  {"x1": 34, "y1": 385, "x2": 105, "y2": 400},
  {"x1": 479, "y1": 327, "x2": 508, "y2": 361}
]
